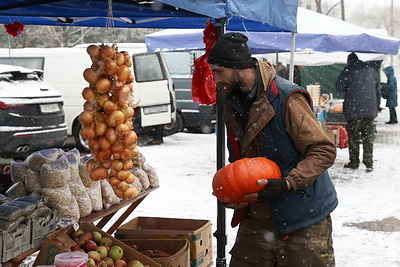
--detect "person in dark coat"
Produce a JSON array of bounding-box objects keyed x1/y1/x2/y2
[
  {"x1": 208, "y1": 32, "x2": 337, "y2": 267},
  {"x1": 335, "y1": 52, "x2": 380, "y2": 172},
  {"x1": 382, "y1": 66, "x2": 398, "y2": 124}
]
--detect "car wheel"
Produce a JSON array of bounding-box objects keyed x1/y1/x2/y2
[
  {"x1": 72, "y1": 121, "x2": 90, "y2": 153},
  {"x1": 164, "y1": 113, "x2": 183, "y2": 136}
]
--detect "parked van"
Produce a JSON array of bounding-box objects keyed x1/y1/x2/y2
[
  {"x1": 0, "y1": 44, "x2": 177, "y2": 151},
  {"x1": 0, "y1": 64, "x2": 67, "y2": 159},
  {"x1": 162, "y1": 51, "x2": 216, "y2": 134}
]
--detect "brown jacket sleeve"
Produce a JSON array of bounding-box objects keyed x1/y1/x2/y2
[{"x1": 284, "y1": 92, "x2": 337, "y2": 191}]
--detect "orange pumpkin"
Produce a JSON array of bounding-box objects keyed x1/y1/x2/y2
[{"x1": 212, "y1": 157, "x2": 282, "y2": 203}]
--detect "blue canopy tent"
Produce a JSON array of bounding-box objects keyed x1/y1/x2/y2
[
  {"x1": 0, "y1": 0, "x2": 296, "y2": 32},
  {"x1": 0, "y1": 1, "x2": 298, "y2": 265},
  {"x1": 145, "y1": 7, "x2": 400, "y2": 55}
]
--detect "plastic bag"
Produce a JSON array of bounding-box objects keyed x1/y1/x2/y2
[
  {"x1": 191, "y1": 20, "x2": 217, "y2": 105},
  {"x1": 192, "y1": 53, "x2": 217, "y2": 105}
]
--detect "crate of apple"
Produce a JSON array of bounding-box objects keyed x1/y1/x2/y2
[{"x1": 69, "y1": 229, "x2": 148, "y2": 267}]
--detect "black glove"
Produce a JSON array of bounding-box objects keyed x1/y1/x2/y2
[{"x1": 257, "y1": 179, "x2": 288, "y2": 201}]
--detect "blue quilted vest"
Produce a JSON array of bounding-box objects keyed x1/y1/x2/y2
[{"x1": 260, "y1": 76, "x2": 338, "y2": 234}]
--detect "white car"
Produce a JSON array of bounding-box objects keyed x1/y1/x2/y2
[{"x1": 0, "y1": 64, "x2": 67, "y2": 159}]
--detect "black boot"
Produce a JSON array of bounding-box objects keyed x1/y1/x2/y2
[{"x1": 386, "y1": 108, "x2": 398, "y2": 124}]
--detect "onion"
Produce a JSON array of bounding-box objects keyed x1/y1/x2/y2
[
  {"x1": 108, "y1": 176, "x2": 120, "y2": 187},
  {"x1": 107, "y1": 110, "x2": 125, "y2": 127},
  {"x1": 101, "y1": 45, "x2": 114, "y2": 59},
  {"x1": 120, "y1": 148, "x2": 134, "y2": 161},
  {"x1": 87, "y1": 45, "x2": 101, "y2": 58},
  {"x1": 101, "y1": 160, "x2": 112, "y2": 169},
  {"x1": 121, "y1": 106, "x2": 134, "y2": 118},
  {"x1": 95, "y1": 121, "x2": 108, "y2": 136},
  {"x1": 96, "y1": 149, "x2": 112, "y2": 164},
  {"x1": 105, "y1": 59, "x2": 118, "y2": 75},
  {"x1": 111, "y1": 159, "x2": 124, "y2": 172},
  {"x1": 116, "y1": 123, "x2": 130, "y2": 137},
  {"x1": 123, "y1": 130, "x2": 137, "y2": 147},
  {"x1": 96, "y1": 78, "x2": 111, "y2": 94},
  {"x1": 83, "y1": 68, "x2": 98, "y2": 84},
  {"x1": 110, "y1": 141, "x2": 125, "y2": 153},
  {"x1": 106, "y1": 127, "x2": 118, "y2": 144},
  {"x1": 125, "y1": 172, "x2": 135, "y2": 184},
  {"x1": 95, "y1": 111, "x2": 108, "y2": 123},
  {"x1": 123, "y1": 186, "x2": 138, "y2": 199},
  {"x1": 79, "y1": 110, "x2": 94, "y2": 125},
  {"x1": 117, "y1": 170, "x2": 129, "y2": 181},
  {"x1": 117, "y1": 65, "x2": 130, "y2": 83},
  {"x1": 99, "y1": 135, "x2": 111, "y2": 150},
  {"x1": 103, "y1": 100, "x2": 118, "y2": 114},
  {"x1": 83, "y1": 101, "x2": 95, "y2": 112},
  {"x1": 115, "y1": 52, "x2": 125, "y2": 66},
  {"x1": 116, "y1": 181, "x2": 128, "y2": 191},
  {"x1": 97, "y1": 93, "x2": 110, "y2": 109},
  {"x1": 113, "y1": 187, "x2": 124, "y2": 198},
  {"x1": 80, "y1": 125, "x2": 96, "y2": 140},
  {"x1": 88, "y1": 138, "x2": 100, "y2": 151},
  {"x1": 90, "y1": 166, "x2": 109, "y2": 181},
  {"x1": 82, "y1": 87, "x2": 97, "y2": 102},
  {"x1": 122, "y1": 159, "x2": 134, "y2": 171}
]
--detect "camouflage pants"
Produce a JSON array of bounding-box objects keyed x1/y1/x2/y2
[
  {"x1": 229, "y1": 216, "x2": 335, "y2": 267},
  {"x1": 346, "y1": 118, "x2": 375, "y2": 168}
]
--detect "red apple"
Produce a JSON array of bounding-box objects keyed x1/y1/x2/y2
[
  {"x1": 114, "y1": 260, "x2": 126, "y2": 267},
  {"x1": 99, "y1": 237, "x2": 113, "y2": 247},
  {"x1": 80, "y1": 231, "x2": 94, "y2": 241},
  {"x1": 103, "y1": 256, "x2": 114, "y2": 267},
  {"x1": 83, "y1": 240, "x2": 98, "y2": 252},
  {"x1": 87, "y1": 251, "x2": 101, "y2": 262},
  {"x1": 97, "y1": 260, "x2": 107, "y2": 267},
  {"x1": 70, "y1": 244, "x2": 80, "y2": 251}
]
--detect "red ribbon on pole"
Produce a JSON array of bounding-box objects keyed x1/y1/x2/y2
[{"x1": 4, "y1": 21, "x2": 24, "y2": 37}]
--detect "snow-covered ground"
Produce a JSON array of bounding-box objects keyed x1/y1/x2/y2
[{"x1": 103, "y1": 106, "x2": 400, "y2": 266}]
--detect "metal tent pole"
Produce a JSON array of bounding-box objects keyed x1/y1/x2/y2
[{"x1": 213, "y1": 17, "x2": 227, "y2": 267}]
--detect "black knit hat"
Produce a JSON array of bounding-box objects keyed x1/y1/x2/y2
[
  {"x1": 347, "y1": 52, "x2": 359, "y2": 64},
  {"x1": 208, "y1": 32, "x2": 254, "y2": 69}
]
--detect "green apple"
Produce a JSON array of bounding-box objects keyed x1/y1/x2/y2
[
  {"x1": 87, "y1": 258, "x2": 96, "y2": 266},
  {"x1": 126, "y1": 260, "x2": 144, "y2": 267},
  {"x1": 92, "y1": 231, "x2": 102, "y2": 244},
  {"x1": 71, "y1": 229, "x2": 84, "y2": 239},
  {"x1": 96, "y1": 245, "x2": 108, "y2": 259},
  {"x1": 108, "y1": 245, "x2": 123, "y2": 261}
]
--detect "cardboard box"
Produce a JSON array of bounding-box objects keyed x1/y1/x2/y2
[
  {"x1": 121, "y1": 239, "x2": 190, "y2": 267},
  {"x1": 33, "y1": 222, "x2": 160, "y2": 267},
  {"x1": 115, "y1": 217, "x2": 212, "y2": 267}
]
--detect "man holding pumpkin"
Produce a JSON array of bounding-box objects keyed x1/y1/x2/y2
[{"x1": 208, "y1": 32, "x2": 338, "y2": 267}]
